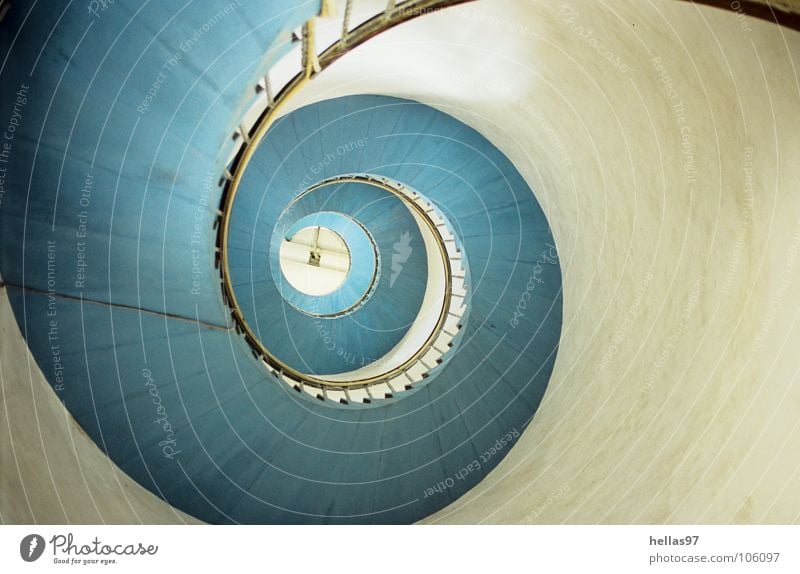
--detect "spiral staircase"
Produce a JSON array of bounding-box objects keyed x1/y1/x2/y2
[{"x1": 2, "y1": 0, "x2": 800, "y2": 525}]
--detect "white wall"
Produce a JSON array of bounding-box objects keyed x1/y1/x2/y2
[{"x1": 290, "y1": 0, "x2": 800, "y2": 523}]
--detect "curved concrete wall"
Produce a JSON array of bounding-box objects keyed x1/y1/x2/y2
[{"x1": 287, "y1": 0, "x2": 800, "y2": 523}]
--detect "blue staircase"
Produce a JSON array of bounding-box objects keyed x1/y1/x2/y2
[{"x1": 0, "y1": 1, "x2": 562, "y2": 524}]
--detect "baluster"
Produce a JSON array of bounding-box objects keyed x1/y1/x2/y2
[{"x1": 341, "y1": 0, "x2": 354, "y2": 41}]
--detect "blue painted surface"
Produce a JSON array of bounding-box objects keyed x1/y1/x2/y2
[
  {"x1": 1, "y1": 3, "x2": 563, "y2": 524},
  {"x1": 0, "y1": 0, "x2": 320, "y2": 324},
  {"x1": 270, "y1": 211, "x2": 379, "y2": 317},
  {"x1": 230, "y1": 177, "x2": 429, "y2": 375}
]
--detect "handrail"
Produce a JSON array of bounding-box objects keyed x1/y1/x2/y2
[
  {"x1": 265, "y1": 174, "x2": 455, "y2": 389},
  {"x1": 216, "y1": 0, "x2": 474, "y2": 392}
]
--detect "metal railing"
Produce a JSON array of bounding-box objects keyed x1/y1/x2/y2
[
  {"x1": 215, "y1": 0, "x2": 475, "y2": 400},
  {"x1": 287, "y1": 174, "x2": 469, "y2": 402}
]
